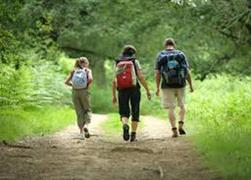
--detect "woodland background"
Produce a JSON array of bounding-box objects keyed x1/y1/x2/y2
[{"x1": 0, "y1": 0, "x2": 251, "y2": 179}]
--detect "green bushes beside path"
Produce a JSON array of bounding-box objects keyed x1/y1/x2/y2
[
  {"x1": 0, "y1": 106, "x2": 75, "y2": 141},
  {"x1": 186, "y1": 75, "x2": 251, "y2": 179}
]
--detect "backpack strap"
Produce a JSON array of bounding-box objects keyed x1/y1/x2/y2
[
  {"x1": 130, "y1": 59, "x2": 141, "y2": 88},
  {"x1": 84, "y1": 68, "x2": 89, "y2": 81},
  {"x1": 129, "y1": 58, "x2": 138, "y2": 76}
]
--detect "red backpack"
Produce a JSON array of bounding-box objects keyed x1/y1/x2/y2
[{"x1": 116, "y1": 59, "x2": 137, "y2": 89}]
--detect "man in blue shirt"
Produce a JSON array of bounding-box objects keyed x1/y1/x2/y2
[{"x1": 155, "y1": 38, "x2": 194, "y2": 137}]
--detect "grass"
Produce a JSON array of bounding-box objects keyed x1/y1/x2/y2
[
  {"x1": 0, "y1": 106, "x2": 75, "y2": 141},
  {"x1": 102, "y1": 113, "x2": 122, "y2": 135},
  {"x1": 186, "y1": 75, "x2": 251, "y2": 179}
]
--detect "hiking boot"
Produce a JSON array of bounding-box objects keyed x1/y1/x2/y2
[
  {"x1": 172, "y1": 127, "x2": 178, "y2": 138},
  {"x1": 178, "y1": 121, "x2": 186, "y2": 135},
  {"x1": 123, "y1": 124, "x2": 130, "y2": 141},
  {"x1": 130, "y1": 132, "x2": 137, "y2": 142},
  {"x1": 178, "y1": 128, "x2": 186, "y2": 135},
  {"x1": 83, "y1": 127, "x2": 90, "y2": 138}
]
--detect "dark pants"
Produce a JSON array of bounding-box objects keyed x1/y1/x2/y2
[{"x1": 118, "y1": 87, "x2": 141, "y2": 121}]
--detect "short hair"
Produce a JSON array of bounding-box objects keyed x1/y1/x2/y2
[
  {"x1": 122, "y1": 45, "x2": 137, "y2": 57},
  {"x1": 164, "y1": 38, "x2": 176, "y2": 47}
]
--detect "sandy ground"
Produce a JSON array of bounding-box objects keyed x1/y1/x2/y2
[{"x1": 0, "y1": 114, "x2": 222, "y2": 180}]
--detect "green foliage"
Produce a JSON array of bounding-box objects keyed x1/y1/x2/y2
[
  {"x1": 2, "y1": 0, "x2": 250, "y2": 85},
  {"x1": 0, "y1": 29, "x2": 20, "y2": 64},
  {"x1": 0, "y1": 61, "x2": 72, "y2": 108},
  {"x1": 90, "y1": 84, "x2": 117, "y2": 113},
  {"x1": 0, "y1": 106, "x2": 75, "y2": 141},
  {"x1": 186, "y1": 75, "x2": 251, "y2": 179}
]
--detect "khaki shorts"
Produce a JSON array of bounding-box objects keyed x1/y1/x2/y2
[{"x1": 161, "y1": 88, "x2": 185, "y2": 109}]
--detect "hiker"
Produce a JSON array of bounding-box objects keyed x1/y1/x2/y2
[
  {"x1": 155, "y1": 38, "x2": 193, "y2": 137},
  {"x1": 65, "y1": 57, "x2": 93, "y2": 139},
  {"x1": 112, "y1": 45, "x2": 151, "y2": 142}
]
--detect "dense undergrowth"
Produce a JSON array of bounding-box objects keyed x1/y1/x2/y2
[{"x1": 186, "y1": 75, "x2": 251, "y2": 179}]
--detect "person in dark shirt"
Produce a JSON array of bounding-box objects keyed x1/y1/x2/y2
[
  {"x1": 112, "y1": 45, "x2": 151, "y2": 142},
  {"x1": 155, "y1": 38, "x2": 193, "y2": 137}
]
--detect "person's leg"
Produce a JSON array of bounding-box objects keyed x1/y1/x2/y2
[
  {"x1": 177, "y1": 88, "x2": 186, "y2": 134},
  {"x1": 162, "y1": 89, "x2": 178, "y2": 137},
  {"x1": 121, "y1": 117, "x2": 129, "y2": 125},
  {"x1": 179, "y1": 106, "x2": 185, "y2": 123},
  {"x1": 168, "y1": 108, "x2": 178, "y2": 137},
  {"x1": 130, "y1": 88, "x2": 141, "y2": 142},
  {"x1": 131, "y1": 121, "x2": 138, "y2": 133},
  {"x1": 80, "y1": 89, "x2": 91, "y2": 138},
  {"x1": 168, "y1": 108, "x2": 176, "y2": 128},
  {"x1": 72, "y1": 90, "x2": 85, "y2": 134},
  {"x1": 118, "y1": 90, "x2": 130, "y2": 141}
]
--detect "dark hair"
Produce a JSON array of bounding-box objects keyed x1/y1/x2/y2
[
  {"x1": 164, "y1": 38, "x2": 176, "y2": 47},
  {"x1": 122, "y1": 45, "x2": 137, "y2": 57}
]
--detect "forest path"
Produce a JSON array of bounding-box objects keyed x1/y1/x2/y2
[{"x1": 0, "y1": 114, "x2": 221, "y2": 180}]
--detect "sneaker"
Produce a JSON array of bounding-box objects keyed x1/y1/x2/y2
[
  {"x1": 123, "y1": 124, "x2": 130, "y2": 141},
  {"x1": 130, "y1": 132, "x2": 137, "y2": 142},
  {"x1": 172, "y1": 127, "x2": 178, "y2": 138},
  {"x1": 83, "y1": 127, "x2": 90, "y2": 138}
]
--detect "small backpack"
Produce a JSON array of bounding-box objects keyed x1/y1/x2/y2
[
  {"x1": 161, "y1": 51, "x2": 187, "y2": 87},
  {"x1": 115, "y1": 58, "x2": 137, "y2": 89},
  {"x1": 72, "y1": 68, "x2": 88, "y2": 89}
]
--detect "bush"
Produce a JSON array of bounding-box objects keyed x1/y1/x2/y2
[
  {"x1": 0, "y1": 61, "x2": 72, "y2": 108},
  {"x1": 186, "y1": 75, "x2": 251, "y2": 179}
]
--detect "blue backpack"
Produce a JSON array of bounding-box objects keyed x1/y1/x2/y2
[
  {"x1": 72, "y1": 68, "x2": 88, "y2": 89},
  {"x1": 160, "y1": 51, "x2": 188, "y2": 87}
]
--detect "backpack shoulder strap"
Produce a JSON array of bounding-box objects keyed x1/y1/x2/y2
[
  {"x1": 129, "y1": 58, "x2": 138, "y2": 76},
  {"x1": 176, "y1": 51, "x2": 187, "y2": 65},
  {"x1": 84, "y1": 68, "x2": 89, "y2": 81}
]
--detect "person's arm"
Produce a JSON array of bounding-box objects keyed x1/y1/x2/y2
[
  {"x1": 155, "y1": 53, "x2": 162, "y2": 96},
  {"x1": 155, "y1": 70, "x2": 161, "y2": 96},
  {"x1": 137, "y1": 69, "x2": 151, "y2": 100},
  {"x1": 65, "y1": 70, "x2": 74, "y2": 87},
  {"x1": 182, "y1": 52, "x2": 193, "y2": 93},
  {"x1": 112, "y1": 78, "x2": 117, "y2": 104},
  {"x1": 86, "y1": 69, "x2": 93, "y2": 88},
  {"x1": 186, "y1": 70, "x2": 194, "y2": 92}
]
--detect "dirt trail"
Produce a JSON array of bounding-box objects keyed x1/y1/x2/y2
[{"x1": 0, "y1": 114, "x2": 221, "y2": 180}]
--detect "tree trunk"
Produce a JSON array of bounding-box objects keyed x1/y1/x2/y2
[{"x1": 91, "y1": 56, "x2": 106, "y2": 87}]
